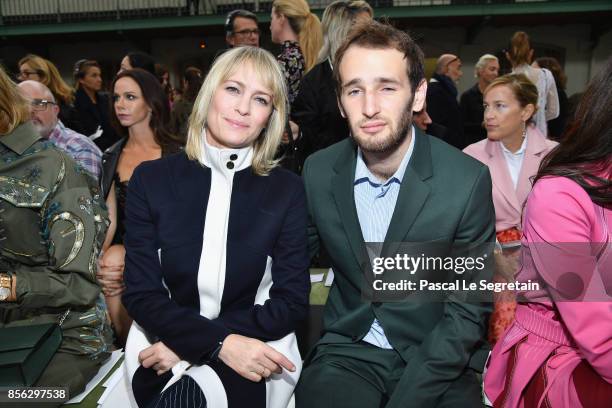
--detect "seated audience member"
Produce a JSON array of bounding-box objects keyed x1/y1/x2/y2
[
  {"x1": 122, "y1": 46, "x2": 309, "y2": 408},
  {"x1": 460, "y1": 54, "x2": 499, "y2": 146},
  {"x1": 98, "y1": 68, "x2": 183, "y2": 346},
  {"x1": 414, "y1": 100, "x2": 460, "y2": 147},
  {"x1": 170, "y1": 66, "x2": 203, "y2": 142},
  {"x1": 464, "y1": 74, "x2": 558, "y2": 343},
  {"x1": 426, "y1": 53, "x2": 464, "y2": 149},
  {"x1": 506, "y1": 31, "x2": 559, "y2": 138},
  {"x1": 18, "y1": 80, "x2": 102, "y2": 181},
  {"x1": 533, "y1": 56, "x2": 569, "y2": 141},
  {"x1": 225, "y1": 9, "x2": 260, "y2": 48},
  {"x1": 73, "y1": 59, "x2": 119, "y2": 151},
  {"x1": 118, "y1": 51, "x2": 156, "y2": 76},
  {"x1": 291, "y1": 0, "x2": 373, "y2": 173},
  {"x1": 0, "y1": 65, "x2": 112, "y2": 398},
  {"x1": 17, "y1": 54, "x2": 82, "y2": 133},
  {"x1": 296, "y1": 21, "x2": 494, "y2": 408},
  {"x1": 485, "y1": 58, "x2": 612, "y2": 408}
]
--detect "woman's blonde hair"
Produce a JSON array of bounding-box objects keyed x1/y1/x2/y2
[
  {"x1": 485, "y1": 73, "x2": 539, "y2": 122},
  {"x1": 507, "y1": 31, "x2": 531, "y2": 66},
  {"x1": 0, "y1": 65, "x2": 30, "y2": 135},
  {"x1": 273, "y1": 0, "x2": 323, "y2": 72},
  {"x1": 185, "y1": 47, "x2": 288, "y2": 176},
  {"x1": 19, "y1": 54, "x2": 75, "y2": 105},
  {"x1": 318, "y1": 0, "x2": 373, "y2": 63}
]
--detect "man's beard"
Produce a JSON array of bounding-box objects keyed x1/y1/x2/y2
[
  {"x1": 347, "y1": 97, "x2": 414, "y2": 154},
  {"x1": 31, "y1": 120, "x2": 54, "y2": 138}
]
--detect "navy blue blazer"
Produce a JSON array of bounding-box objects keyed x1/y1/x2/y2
[{"x1": 122, "y1": 151, "x2": 310, "y2": 364}]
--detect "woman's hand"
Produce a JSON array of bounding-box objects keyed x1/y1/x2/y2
[
  {"x1": 218, "y1": 334, "x2": 296, "y2": 382},
  {"x1": 139, "y1": 341, "x2": 181, "y2": 376},
  {"x1": 97, "y1": 244, "x2": 126, "y2": 296}
]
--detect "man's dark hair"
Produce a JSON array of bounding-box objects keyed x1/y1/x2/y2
[
  {"x1": 225, "y1": 9, "x2": 259, "y2": 36},
  {"x1": 333, "y1": 20, "x2": 425, "y2": 95}
]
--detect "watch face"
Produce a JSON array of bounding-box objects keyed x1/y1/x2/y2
[{"x1": 0, "y1": 287, "x2": 9, "y2": 301}]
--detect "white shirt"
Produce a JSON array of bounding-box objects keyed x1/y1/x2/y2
[{"x1": 501, "y1": 135, "x2": 527, "y2": 190}]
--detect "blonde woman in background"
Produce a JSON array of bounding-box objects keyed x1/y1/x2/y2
[
  {"x1": 18, "y1": 54, "x2": 82, "y2": 132},
  {"x1": 290, "y1": 0, "x2": 372, "y2": 173},
  {"x1": 270, "y1": 0, "x2": 323, "y2": 103},
  {"x1": 506, "y1": 31, "x2": 559, "y2": 137}
]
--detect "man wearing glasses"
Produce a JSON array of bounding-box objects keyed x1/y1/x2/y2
[
  {"x1": 225, "y1": 9, "x2": 260, "y2": 48},
  {"x1": 18, "y1": 80, "x2": 102, "y2": 181}
]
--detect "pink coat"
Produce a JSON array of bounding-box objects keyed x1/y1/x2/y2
[
  {"x1": 463, "y1": 127, "x2": 558, "y2": 232},
  {"x1": 484, "y1": 175, "x2": 612, "y2": 407}
]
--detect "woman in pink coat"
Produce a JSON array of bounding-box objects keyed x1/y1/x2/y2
[
  {"x1": 484, "y1": 58, "x2": 612, "y2": 407},
  {"x1": 464, "y1": 74, "x2": 557, "y2": 343}
]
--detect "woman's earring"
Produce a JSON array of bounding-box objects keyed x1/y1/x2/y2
[{"x1": 522, "y1": 121, "x2": 527, "y2": 138}]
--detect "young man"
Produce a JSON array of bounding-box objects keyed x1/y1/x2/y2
[{"x1": 296, "y1": 21, "x2": 495, "y2": 408}]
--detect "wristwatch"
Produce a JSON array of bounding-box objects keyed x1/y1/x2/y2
[{"x1": 0, "y1": 273, "x2": 12, "y2": 301}]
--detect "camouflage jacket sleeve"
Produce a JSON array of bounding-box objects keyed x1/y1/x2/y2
[{"x1": 12, "y1": 153, "x2": 109, "y2": 309}]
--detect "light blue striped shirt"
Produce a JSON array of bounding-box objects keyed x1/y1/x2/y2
[{"x1": 354, "y1": 126, "x2": 416, "y2": 349}]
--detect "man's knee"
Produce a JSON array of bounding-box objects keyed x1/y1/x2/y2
[{"x1": 296, "y1": 362, "x2": 383, "y2": 408}]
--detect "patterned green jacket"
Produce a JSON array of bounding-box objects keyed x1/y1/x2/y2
[{"x1": 0, "y1": 122, "x2": 112, "y2": 357}]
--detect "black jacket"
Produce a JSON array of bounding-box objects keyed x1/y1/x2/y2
[
  {"x1": 459, "y1": 84, "x2": 487, "y2": 147},
  {"x1": 291, "y1": 60, "x2": 350, "y2": 173},
  {"x1": 426, "y1": 73, "x2": 464, "y2": 149},
  {"x1": 74, "y1": 88, "x2": 119, "y2": 151}
]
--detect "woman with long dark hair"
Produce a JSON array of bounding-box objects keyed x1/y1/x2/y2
[
  {"x1": 73, "y1": 59, "x2": 119, "y2": 150},
  {"x1": 97, "y1": 68, "x2": 183, "y2": 345},
  {"x1": 485, "y1": 58, "x2": 612, "y2": 408}
]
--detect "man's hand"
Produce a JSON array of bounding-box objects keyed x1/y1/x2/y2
[
  {"x1": 139, "y1": 341, "x2": 181, "y2": 376},
  {"x1": 218, "y1": 334, "x2": 296, "y2": 382}
]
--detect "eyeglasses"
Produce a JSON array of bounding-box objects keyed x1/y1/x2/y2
[
  {"x1": 233, "y1": 28, "x2": 260, "y2": 37},
  {"x1": 30, "y1": 99, "x2": 57, "y2": 111},
  {"x1": 17, "y1": 70, "x2": 40, "y2": 80}
]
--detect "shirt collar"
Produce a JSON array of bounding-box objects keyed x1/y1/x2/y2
[
  {"x1": 0, "y1": 122, "x2": 41, "y2": 155},
  {"x1": 200, "y1": 128, "x2": 253, "y2": 173},
  {"x1": 354, "y1": 125, "x2": 416, "y2": 185}
]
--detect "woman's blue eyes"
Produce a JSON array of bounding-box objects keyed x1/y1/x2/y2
[{"x1": 225, "y1": 86, "x2": 269, "y2": 105}]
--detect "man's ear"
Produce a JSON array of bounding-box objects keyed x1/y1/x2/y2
[
  {"x1": 226, "y1": 34, "x2": 234, "y2": 47},
  {"x1": 411, "y1": 79, "x2": 427, "y2": 113},
  {"x1": 52, "y1": 104, "x2": 60, "y2": 116}
]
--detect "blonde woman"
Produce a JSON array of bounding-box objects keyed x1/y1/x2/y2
[
  {"x1": 270, "y1": 0, "x2": 322, "y2": 103},
  {"x1": 122, "y1": 46, "x2": 309, "y2": 408},
  {"x1": 0, "y1": 65, "x2": 112, "y2": 396},
  {"x1": 291, "y1": 0, "x2": 373, "y2": 172},
  {"x1": 506, "y1": 31, "x2": 559, "y2": 137},
  {"x1": 18, "y1": 54, "x2": 81, "y2": 132}
]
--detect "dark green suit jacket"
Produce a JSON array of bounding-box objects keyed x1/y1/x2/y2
[{"x1": 303, "y1": 128, "x2": 495, "y2": 407}]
